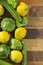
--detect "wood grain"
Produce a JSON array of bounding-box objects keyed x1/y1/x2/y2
[
  {"x1": 27, "y1": 62, "x2": 43, "y2": 65},
  {"x1": 24, "y1": 39, "x2": 43, "y2": 51},
  {"x1": 26, "y1": 17, "x2": 43, "y2": 28},
  {"x1": 19, "y1": 0, "x2": 43, "y2": 6},
  {"x1": 27, "y1": 51, "x2": 43, "y2": 61},
  {"x1": 29, "y1": 6, "x2": 43, "y2": 17},
  {"x1": 25, "y1": 29, "x2": 43, "y2": 39}
]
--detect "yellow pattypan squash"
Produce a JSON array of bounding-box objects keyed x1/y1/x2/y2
[
  {"x1": 10, "y1": 50, "x2": 23, "y2": 63},
  {"x1": 17, "y1": 2, "x2": 29, "y2": 16},
  {"x1": 0, "y1": 31, "x2": 10, "y2": 43},
  {"x1": 15, "y1": 27, "x2": 27, "y2": 40}
]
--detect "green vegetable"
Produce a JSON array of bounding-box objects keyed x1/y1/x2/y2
[
  {"x1": 16, "y1": 17, "x2": 28, "y2": 27},
  {"x1": 21, "y1": 41, "x2": 27, "y2": 65},
  {"x1": 7, "y1": 0, "x2": 18, "y2": 9},
  {"x1": 0, "y1": 60, "x2": 12, "y2": 65},
  {"x1": 0, "y1": 0, "x2": 22, "y2": 22},
  {"x1": 0, "y1": 44, "x2": 10, "y2": 58},
  {"x1": 10, "y1": 38, "x2": 23, "y2": 50},
  {"x1": 1, "y1": 18, "x2": 15, "y2": 32}
]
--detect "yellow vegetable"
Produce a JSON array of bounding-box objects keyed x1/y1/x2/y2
[
  {"x1": 10, "y1": 50, "x2": 23, "y2": 63},
  {"x1": 0, "y1": 31, "x2": 10, "y2": 43},
  {"x1": 0, "y1": 4, "x2": 4, "y2": 16},
  {"x1": 17, "y1": 2, "x2": 29, "y2": 16},
  {"x1": 15, "y1": 27, "x2": 27, "y2": 40}
]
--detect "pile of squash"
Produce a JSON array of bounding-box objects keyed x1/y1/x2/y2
[{"x1": 0, "y1": 0, "x2": 29, "y2": 65}]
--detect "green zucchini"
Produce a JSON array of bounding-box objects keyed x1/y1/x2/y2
[
  {"x1": 0, "y1": 60, "x2": 12, "y2": 65},
  {"x1": 0, "y1": 0, "x2": 22, "y2": 22},
  {"x1": 21, "y1": 41, "x2": 27, "y2": 65}
]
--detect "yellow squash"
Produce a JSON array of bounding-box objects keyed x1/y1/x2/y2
[
  {"x1": 10, "y1": 50, "x2": 23, "y2": 63},
  {"x1": 0, "y1": 4, "x2": 4, "y2": 16},
  {"x1": 0, "y1": 31, "x2": 10, "y2": 43},
  {"x1": 15, "y1": 27, "x2": 27, "y2": 40},
  {"x1": 17, "y1": 2, "x2": 29, "y2": 16}
]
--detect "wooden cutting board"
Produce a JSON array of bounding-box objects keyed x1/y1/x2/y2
[
  {"x1": 0, "y1": 0, "x2": 43, "y2": 65},
  {"x1": 19, "y1": 0, "x2": 43, "y2": 65}
]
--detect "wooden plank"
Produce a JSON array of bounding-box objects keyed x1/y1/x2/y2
[
  {"x1": 23, "y1": 39, "x2": 43, "y2": 51},
  {"x1": 26, "y1": 17, "x2": 43, "y2": 28},
  {"x1": 27, "y1": 62, "x2": 43, "y2": 65},
  {"x1": 19, "y1": 0, "x2": 43, "y2": 6},
  {"x1": 27, "y1": 51, "x2": 43, "y2": 61},
  {"x1": 29, "y1": 6, "x2": 43, "y2": 17},
  {"x1": 25, "y1": 29, "x2": 43, "y2": 39}
]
